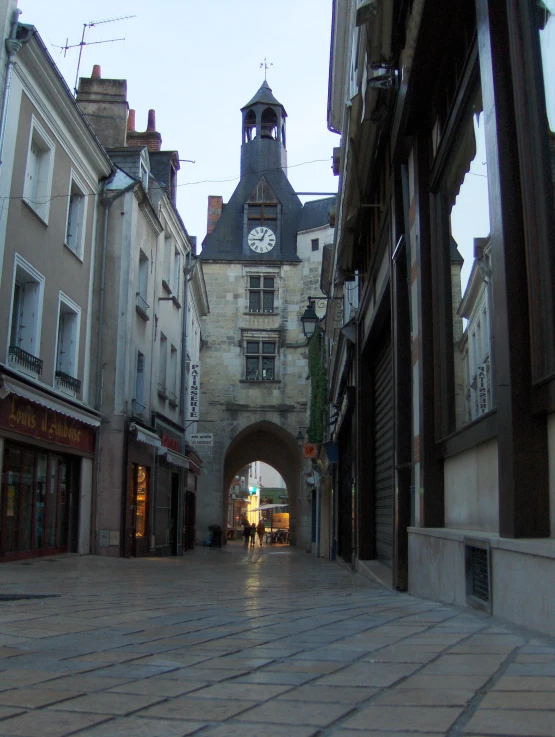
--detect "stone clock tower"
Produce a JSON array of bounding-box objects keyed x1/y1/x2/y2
[{"x1": 197, "y1": 81, "x2": 334, "y2": 550}]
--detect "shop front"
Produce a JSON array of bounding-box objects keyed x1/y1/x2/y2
[
  {"x1": 154, "y1": 419, "x2": 189, "y2": 556},
  {"x1": 0, "y1": 380, "x2": 98, "y2": 561}
]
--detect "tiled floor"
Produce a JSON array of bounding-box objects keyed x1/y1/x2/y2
[{"x1": 0, "y1": 544, "x2": 553, "y2": 736}]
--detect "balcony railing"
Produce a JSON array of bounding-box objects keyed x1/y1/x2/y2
[
  {"x1": 55, "y1": 371, "x2": 81, "y2": 393},
  {"x1": 157, "y1": 382, "x2": 168, "y2": 400},
  {"x1": 167, "y1": 390, "x2": 178, "y2": 407},
  {"x1": 9, "y1": 345, "x2": 43, "y2": 374},
  {"x1": 135, "y1": 293, "x2": 150, "y2": 320}
]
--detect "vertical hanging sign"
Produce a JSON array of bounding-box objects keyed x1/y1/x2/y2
[{"x1": 189, "y1": 364, "x2": 199, "y2": 420}]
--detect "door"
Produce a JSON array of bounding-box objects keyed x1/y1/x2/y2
[
  {"x1": 170, "y1": 472, "x2": 179, "y2": 555},
  {"x1": 131, "y1": 464, "x2": 149, "y2": 557}
]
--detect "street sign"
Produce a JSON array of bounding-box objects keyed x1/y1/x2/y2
[{"x1": 190, "y1": 433, "x2": 213, "y2": 446}]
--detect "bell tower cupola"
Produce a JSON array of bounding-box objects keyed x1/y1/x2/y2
[{"x1": 240, "y1": 81, "x2": 287, "y2": 177}]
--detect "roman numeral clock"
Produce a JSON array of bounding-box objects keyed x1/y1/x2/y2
[{"x1": 248, "y1": 226, "x2": 276, "y2": 253}]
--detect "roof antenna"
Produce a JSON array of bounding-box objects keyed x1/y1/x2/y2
[{"x1": 54, "y1": 15, "x2": 136, "y2": 95}]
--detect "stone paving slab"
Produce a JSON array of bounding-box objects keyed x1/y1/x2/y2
[{"x1": 0, "y1": 546, "x2": 554, "y2": 737}]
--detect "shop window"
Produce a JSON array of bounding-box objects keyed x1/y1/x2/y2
[
  {"x1": 245, "y1": 339, "x2": 276, "y2": 381},
  {"x1": 433, "y1": 71, "x2": 494, "y2": 433},
  {"x1": 23, "y1": 117, "x2": 54, "y2": 223},
  {"x1": 56, "y1": 294, "x2": 81, "y2": 394},
  {"x1": 248, "y1": 275, "x2": 275, "y2": 313},
  {"x1": 65, "y1": 174, "x2": 87, "y2": 258},
  {"x1": 9, "y1": 256, "x2": 45, "y2": 374},
  {"x1": 134, "y1": 464, "x2": 148, "y2": 539}
]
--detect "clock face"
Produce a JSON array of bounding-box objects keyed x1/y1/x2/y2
[{"x1": 248, "y1": 226, "x2": 276, "y2": 253}]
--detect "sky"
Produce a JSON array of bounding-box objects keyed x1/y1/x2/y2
[{"x1": 18, "y1": 0, "x2": 339, "y2": 247}]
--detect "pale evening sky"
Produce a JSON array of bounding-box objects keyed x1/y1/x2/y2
[{"x1": 18, "y1": 0, "x2": 339, "y2": 247}]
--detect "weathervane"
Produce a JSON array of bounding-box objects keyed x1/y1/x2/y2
[{"x1": 260, "y1": 57, "x2": 273, "y2": 81}]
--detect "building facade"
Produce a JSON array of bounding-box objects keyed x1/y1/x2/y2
[
  {"x1": 0, "y1": 23, "x2": 112, "y2": 560},
  {"x1": 324, "y1": 0, "x2": 555, "y2": 636},
  {"x1": 198, "y1": 81, "x2": 334, "y2": 549},
  {"x1": 76, "y1": 69, "x2": 207, "y2": 558}
]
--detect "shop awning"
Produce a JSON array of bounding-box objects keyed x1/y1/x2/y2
[
  {"x1": 2, "y1": 378, "x2": 101, "y2": 427},
  {"x1": 129, "y1": 423, "x2": 162, "y2": 448},
  {"x1": 158, "y1": 447, "x2": 189, "y2": 469}
]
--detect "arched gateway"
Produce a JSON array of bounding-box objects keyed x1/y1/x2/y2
[
  {"x1": 195, "y1": 80, "x2": 334, "y2": 553},
  {"x1": 224, "y1": 421, "x2": 301, "y2": 543}
]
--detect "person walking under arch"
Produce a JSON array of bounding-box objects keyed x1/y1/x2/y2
[{"x1": 256, "y1": 518, "x2": 265, "y2": 547}]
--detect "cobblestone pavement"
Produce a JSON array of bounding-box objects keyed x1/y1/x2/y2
[{"x1": 0, "y1": 543, "x2": 554, "y2": 737}]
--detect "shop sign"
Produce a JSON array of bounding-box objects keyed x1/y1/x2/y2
[
  {"x1": 160, "y1": 432, "x2": 181, "y2": 453},
  {"x1": 188, "y1": 364, "x2": 199, "y2": 420},
  {"x1": 477, "y1": 364, "x2": 488, "y2": 414},
  {"x1": 0, "y1": 395, "x2": 95, "y2": 452},
  {"x1": 190, "y1": 433, "x2": 213, "y2": 446}
]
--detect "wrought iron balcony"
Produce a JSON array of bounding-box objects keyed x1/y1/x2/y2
[
  {"x1": 55, "y1": 371, "x2": 81, "y2": 393},
  {"x1": 8, "y1": 345, "x2": 43, "y2": 374},
  {"x1": 157, "y1": 382, "x2": 168, "y2": 400}
]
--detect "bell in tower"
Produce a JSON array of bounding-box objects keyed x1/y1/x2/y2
[{"x1": 240, "y1": 81, "x2": 287, "y2": 176}]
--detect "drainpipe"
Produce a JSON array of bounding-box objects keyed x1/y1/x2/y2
[
  {"x1": 0, "y1": 10, "x2": 25, "y2": 168},
  {"x1": 179, "y1": 249, "x2": 192, "y2": 423}
]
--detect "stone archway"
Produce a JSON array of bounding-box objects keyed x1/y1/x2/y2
[{"x1": 224, "y1": 421, "x2": 301, "y2": 545}]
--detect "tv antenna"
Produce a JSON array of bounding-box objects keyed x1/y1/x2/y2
[{"x1": 54, "y1": 15, "x2": 136, "y2": 95}]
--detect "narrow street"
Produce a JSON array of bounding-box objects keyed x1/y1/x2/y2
[{"x1": 0, "y1": 547, "x2": 553, "y2": 736}]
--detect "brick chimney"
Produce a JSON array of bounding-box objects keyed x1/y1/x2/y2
[
  {"x1": 126, "y1": 109, "x2": 162, "y2": 152},
  {"x1": 207, "y1": 196, "x2": 223, "y2": 235},
  {"x1": 76, "y1": 66, "x2": 129, "y2": 148}
]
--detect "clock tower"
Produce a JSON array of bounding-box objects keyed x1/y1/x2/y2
[
  {"x1": 201, "y1": 81, "x2": 302, "y2": 262},
  {"x1": 196, "y1": 81, "x2": 335, "y2": 551}
]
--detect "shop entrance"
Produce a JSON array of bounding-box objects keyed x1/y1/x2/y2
[
  {"x1": 1, "y1": 443, "x2": 78, "y2": 561},
  {"x1": 130, "y1": 463, "x2": 149, "y2": 557}
]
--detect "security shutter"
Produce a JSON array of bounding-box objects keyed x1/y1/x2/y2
[{"x1": 374, "y1": 332, "x2": 394, "y2": 567}]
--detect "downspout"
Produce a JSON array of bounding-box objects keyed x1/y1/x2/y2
[
  {"x1": 179, "y1": 250, "x2": 192, "y2": 423},
  {"x1": 0, "y1": 10, "x2": 25, "y2": 168}
]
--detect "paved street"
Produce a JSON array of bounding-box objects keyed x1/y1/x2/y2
[{"x1": 0, "y1": 544, "x2": 554, "y2": 737}]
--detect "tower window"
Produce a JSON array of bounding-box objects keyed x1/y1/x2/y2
[
  {"x1": 246, "y1": 341, "x2": 276, "y2": 381},
  {"x1": 248, "y1": 275, "x2": 275, "y2": 313},
  {"x1": 247, "y1": 203, "x2": 277, "y2": 227},
  {"x1": 261, "y1": 107, "x2": 278, "y2": 140},
  {"x1": 244, "y1": 109, "x2": 256, "y2": 142}
]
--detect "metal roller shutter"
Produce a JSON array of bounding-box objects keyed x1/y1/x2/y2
[{"x1": 374, "y1": 333, "x2": 394, "y2": 567}]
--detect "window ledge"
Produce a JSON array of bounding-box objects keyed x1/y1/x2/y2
[
  {"x1": 244, "y1": 312, "x2": 279, "y2": 316},
  {"x1": 22, "y1": 197, "x2": 49, "y2": 226},
  {"x1": 240, "y1": 379, "x2": 281, "y2": 384},
  {"x1": 63, "y1": 242, "x2": 84, "y2": 262},
  {"x1": 7, "y1": 359, "x2": 41, "y2": 380},
  {"x1": 136, "y1": 305, "x2": 150, "y2": 321}
]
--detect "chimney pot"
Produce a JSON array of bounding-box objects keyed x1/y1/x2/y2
[
  {"x1": 147, "y1": 109, "x2": 156, "y2": 132},
  {"x1": 91, "y1": 64, "x2": 101, "y2": 79},
  {"x1": 127, "y1": 109, "x2": 136, "y2": 132}
]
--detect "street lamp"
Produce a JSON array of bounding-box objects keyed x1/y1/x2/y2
[{"x1": 300, "y1": 299, "x2": 319, "y2": 340}]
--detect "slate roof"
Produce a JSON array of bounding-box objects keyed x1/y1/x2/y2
[
  {"x1": 200, "y1": 165, "x2": 302, "y2": 262},
  {"x1": 297, "y1": 196, "x2": 336, "y2": 233},
  {"x1": 241, "y1": 81, "x2": 285, "y2": 112}
]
